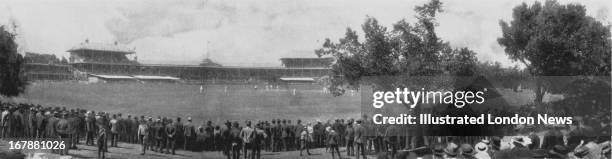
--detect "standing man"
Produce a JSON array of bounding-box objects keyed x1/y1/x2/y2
[
  {"x1": 222, "y1": 121, "x2": 233, "y2": 159},
  {"x1": 205, "y1": 121, "x2": 214, "y2": 150},
  {"x1": 55, "y1": 113, "x2": 71, "y2": 155},
  {"x1": 132, "y1": 116, "x2": 140, "y2": 144},
  {"x1": 327, "y1": 128, "x2": 342, "y2": 159},
  {"x1": 280, "y1": 119, "x2": 288, "y2": 151},
  {"x1": 286, "y1": 120, "x2": 295, "y2": 151},
  {"x1": 109, "y1": 114, "x2": 119, "y2": 147},
  {"x1": 97, "y1": 122, "x2": 107, "y2": 159},
  {"x1": 251, "y1": 123, "x2": 267, "y2": 159},
  {"x1": 137, "y1": 118, "x2": 150, "y2": 155},
  {"x1": 183, "y1": 117, "x2": 195, "y2": 151},
  {"x1": 1, "y1": 107, "x2": 8, "y2": 138},
  {"x1": 124, "y1": 115, "x2": 132, "y2": 144},
  {"x1": 345, "y1": 120, "x2": 355, "y2": 156},
  {"x1": 166, "y1": 118, "x2": 177, "y2": 155},
  {"x1": 154, "y1": 118, "x2": 164, "y2": 152},
  {"x1": 25, "y1": 108, "x2": 35, "y2": 138},
  {"x1": 35, "y1": 109, "x2": 47, "y2": 138},
  {"x1": 385, "y1": 124, "x2": 400, "y2": 158},
  {"x1": 270, "y1": 120, "x2": 278, "y2": 152},
  {"x1": 67, "y1": 112, "x2": 79, "y2": 149},
  {"x1": 263, "y1": 121, "x2": 271, "y2": 152},
  {"x1": 354, "y1": 119, "x2": 367, "y2": 159},
  {"x1": 314, "y1": 121, "x2": 324, "y2": 147},
  {"x1": 97, "y1": 112, "x2": 110, "y2": 153},
  {"x1": 240, "y1": 121, "x2": 255, "y2": 159},
  {"x1": 294, "y1": 120, "x2": 304, "y2": 151},
  {"x1": 299, "y1": 124, "x2": 312, "y2": 156},
  {"x1": 230, "y1": 122, "x2": 242, "y2": 159}
]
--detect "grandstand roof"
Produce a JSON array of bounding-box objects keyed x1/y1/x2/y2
[
  {"x1": 133, "y1": 75, "x2": 180, "y2": 80},
  {"x1": 67, "y1": 41, "x2": 135, "y2": 54},
  {"x1": 280, "y1": 77, "x2": 316, "y2": 82},
  {"x1": 70, "y1": 62, "x2": 330, "y2": 70},
  {"x1": 88, "y1": 74, "x2": 135, "y2": 79},
  {"x1": 88, "y1": 74, "x2": 181, "y2": 81},
  {"x1": 280, "y1": 57, "x2": 334, "y2": 68}
]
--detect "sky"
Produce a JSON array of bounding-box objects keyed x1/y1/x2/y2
[{"x1": 0, "y1": 0, "x2": 609, "y2": 67}]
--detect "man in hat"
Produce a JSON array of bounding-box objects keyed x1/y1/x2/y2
[
  {"x1": 345, "y1": 120, "x2": 356, "y2": 156},
  {"x1": 354, "y1": 119, "x2": 367, "y2": 159},
  {"x1": 137, "y1": 118, "x2": 150, "y2": 155},
  {"x1": 384, "y1": 124, "x2": 399, "y2": 158},
  {"x1": 55, "y1": 113, "x2": 71, "y2": 155},
  {"x1": 11, "y1": 107, "x2": 24, "y2": 138},
  {"x1": 132, "y1": 116, "x2": 140, "y2": 144},
  {"x1": 263, "y1": 121, "x2": 271, "y2": 152},
  {"x1": 95, "y1": 112, "x2": 110, "y2": 152},
  {"x1": 165, "y1": 118, "x2": 177, "y2": 154},
  {"x1": 280, "y1": 119, "x2": 288, "y2": 151},
  {"x1": 67, "y1": 112, "x2": 79, "y2": 149},
  {"x1": 474, "y1": 142, "x2": 491, "y2": 159},
  {"x1": 183, "y1": 117, "x2": 195, "y2": 151},
  {"x1": 97, "y1": 121, "x2": 107, "y2": 159},
  {"x1": 154, "y1": 118, "x2": 165, "y2": 152},
  {"x1": 432, "y1": 144, "x2": 445, "y2": 159},
  {"x1": 147, "y1": 117, "x2": 155, "y2": 151},
  {"x1": 240, "y1": 120, "x2": 255, "y2": 159},
  {"x1": 35, "y1": 109, "x2": 47, "y2": 138},
  {"x1": 230, "y1": 121, "x2": 242, "y2": 159},
  {"x1": 175, "y1": 117, "x2": 185, "y2": 150},
  {"x1": 444, "y1": 142, "x2": 459, "y2": 159},
  {"x1": 124, "y1": 114, "x2": 132, "y2": 143},
  {"x1": 252, "y1": 123, "x2": 267, "y2": 159},
  {"x1": 222, "y1": 121, "x2": 233, "y2": 159},
  {"x1": 489, "y1": 136, "x2": 501, "y2": 154},
  {"x1": 109, "y1": 114, "x2": 119, "y2": 147},
  {"x1": 286, "y1": 120, "x2": 295, "y2": 151},
  {"x1": 327, "y1": 127, "x2": 342, "y2": 159},
  {"x1": 272, "y1": 119, "x2": 281, "y2": 152},
  {"x1": 25, "y1": 108, "x2": 36, "y2": 138},
  {"x1": 314, "y1": 120, "x2": 323, "y2": 147},
  {"x1": 299, "y1": 124, "x2": 312, "y2": 156},
  {"x1": 493, "y1": 136, "x2": 533, "y2": 158},
  {"x1": 83, "y1": 111, "x2": 95, "y2": 145},
  {"x1": 205, "y1": 120, "x2": 214, "y2": 151},
  {"x1": 459, "y1": 143, "x2": 477, "y2": 159}
]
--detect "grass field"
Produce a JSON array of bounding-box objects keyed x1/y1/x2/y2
[
  {"x1": 16, "y1": 82, "x2": 361, "y2": 124},
  {"x1": 13, "y1": 81, "x2": 564, "y2": 126}
]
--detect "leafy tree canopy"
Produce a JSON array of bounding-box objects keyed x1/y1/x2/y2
[{"x1": 0, "y1": 26, "x2": 27, "y2": 97}]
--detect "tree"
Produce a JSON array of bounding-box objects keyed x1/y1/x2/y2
[
  {"x1": 498, "y1": 0, "x2": 611, "y2": 104},
  {"x1": 443, "y1": 47, "x2": 478, "y2": 76},
  {"x1": 315, "y1": 0, "x2": 452, "y2": 96},
  {"x1": 0, "y1": 26, "x2": 27, "y2": 97},
  {"x1": 315, "y1": 0, "x2": 483, "y2": 136},
  {"x1": 60, "y1": 56, "x2": 68, "y2": 64}
]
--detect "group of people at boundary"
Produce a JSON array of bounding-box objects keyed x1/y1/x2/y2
[{"x1": 1, "y1": 101, "x2": 611, "y2": 159}]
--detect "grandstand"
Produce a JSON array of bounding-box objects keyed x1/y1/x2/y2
[
  {"x1": 25, "y1": 40, "x2": 333, "y2": 83},
  {"x1": 24, "y1": 52, "x2": 73, "y2": 81}
]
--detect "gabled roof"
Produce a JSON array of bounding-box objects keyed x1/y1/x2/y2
[{"x1": 68, "y1": 41, "x2": 135, "y2": 54}]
